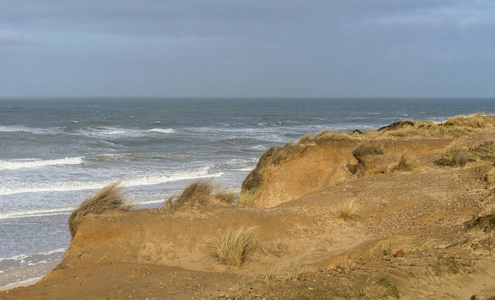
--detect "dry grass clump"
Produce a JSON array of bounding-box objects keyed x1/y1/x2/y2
[
  {"x1": 69, "y1": 181, "x2": 131, "y2": 238},
  {"x1": 396, "y1": 152, "x2": 421, "y2": 171},
  {"x1": 469, "y1": 200, "x2": 495, "y2": 232},
  {"x1": 354, "y1": 275, "x2": 399, "y2": 299},
  {"x1": 166, "y1": 179, "x2": 215, "y2": 209},
  {"x1": 214, "y1": 188, "x2": 237, "y2": 204},
  {"x1": 472, "y1": 141, "x2": 495, "y2": 162},
  {"x1": 388, "y1": 120, "x2": 469, "y2": 137},
  {"x1": 436, "y1": 140, "x2": 477, "y2": 167},
  {"x1": 352, "y1": 144, "x2": 384, "y2": 158},
  {"x1": 484, "y1": 167, "x2": 495, "y2": 189},
  {"x1": 378, "y1": 120, "x2": 415, "y2": 132},
  {"x1": 237, "y1": 191, "x2": 257, "y2": 207},
  {"x1": 209, "y1": 227, "x2": 256, "y2": 266},
  {"x1": 166, "y1": 180, "x2": 237, "y2": 209},
  {"x1": 444, "y1": 112, "x2": 493, "y2": 128},
  {"x1": 299, "y1": 129, "x2": 352, "y2": 144},
  {"x1": 386, "y1": 113, "x2": 494, "y2": 137},
  {"x1": 366, "y1": 236, "x2": 430, "y2": 259},
  {"x1": 338, "y1": 200, "x2": 359, "y2": 220},
  {"x1": 318, "y1": 238, "x2": 334, "y2": 252}
]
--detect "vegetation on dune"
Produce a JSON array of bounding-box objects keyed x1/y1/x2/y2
[
  {"x1": 166, "y1": 179, "x2": 214, "y2": 209},
  {"x1": 214, "y1": 188, "x2": 237, "y2": 204},
  {"x1": 473, "y1": 141, "x2": 495, "y2": 162},
  {"x1": 241, "y1": 129, "x2": 355, "y2": 202},
  {"x1": 338, "y1": 200, "x2": 359, "y2": 221},
  {"x1": 444, "y1": 112, "x2": 494, "y2": 128},
  {"x1": 386, "y1": 113, "x2": 495, "y2": 137},
  {"x1": 396, "y1": 152, "x2": 421, "y2": 171},
  {"x1": 366, "y1": 236, "x2": 430, "y2": 259},
  {"x1": 209, "y1": 227, "x2": 255, "y2": 266},
  {"x1": 377, "y1": 120, "x2": 415, "y2": 132},
  {"x1": 484, "y1": 167, "x2": 495, "y2": 189},
  {"x1": 388, "y1": 120, "x2": 469, "y2": 137},
  {"x1": 436, "y1": 140, "x2": 495, "y2": 167},
  {"x1": 298, "y1": 129, "x2": 353, "y2": 144},
  {"x1": 165, "y1": 179, "x2": 236, "y2": 209},
  {"x1": 241, "y1": 142, "x2": 301, "y2": 202},
  {"x1": 69, "y1": 181, "x2": 132, "y2": 238}
]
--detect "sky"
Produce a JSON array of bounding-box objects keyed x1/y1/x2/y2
[{"x1": 1, "y1": 0, "x2": 494, "y2": 98}]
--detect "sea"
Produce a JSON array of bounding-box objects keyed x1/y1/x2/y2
[{"x1": 0, "y1": 97, "x2": 494, "y2": 287}]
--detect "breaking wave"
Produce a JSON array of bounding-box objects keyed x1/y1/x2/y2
[
  {"x1": 0, "y1": 167, "x2": 223, "y2": 196},
  {"x1": 0, "y1": 157, "x2": 84, "y2": 171}
]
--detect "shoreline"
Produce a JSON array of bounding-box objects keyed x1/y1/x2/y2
[{"x1": 0, "y1": 261, "x2": 59, "y2": 291}]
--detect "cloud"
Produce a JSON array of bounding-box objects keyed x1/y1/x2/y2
[
  {"x1": 0, "y1": 29, "x2": 32, "y2": 45},
  {"x1": 355, "y1": 3, "x2": 495, "y2": 27},
  {"x1": 1, "y1": 0, "x2": 494, "y2": 97}
]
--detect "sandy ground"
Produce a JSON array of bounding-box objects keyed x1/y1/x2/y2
[{"x1": 1, "y1": 125, "x2": 495, "y2": 299}]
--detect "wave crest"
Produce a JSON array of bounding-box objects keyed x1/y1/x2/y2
[
  {"x1": 0, "y1": 157, "x2": 84, "y2": 171},
  {"x1": 147, "y1": 128, "x2": 175, "y2": 134},
  {"x1": 0, "y1": 167, "x2": 223, "y2": 195}
]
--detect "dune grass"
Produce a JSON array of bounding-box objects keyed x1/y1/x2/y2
[
  {"x1": 352, "y1": 144, "x2": 384, "y2": 158},
  {"x1": 484, "y1": 167, "x2": 495, "y2": 189},
  {"x1": 389, "y1": 120, "x2": 470, "y2": 137},
  {"x1": 366, "y1": 236, "x2": 430, "y2": 259},
  {"x1": 318, "y1": 238, "x2": 334, "y2": 252},
  {"x1": 166, "y1": 179, "x2": 215, "y2": 209},
  {"x1": 298, "y1": 129, "x2": 353, "y2": 144},
  {"x1": 472, "y1": 141, "x2": 495, "y2": 162},
  {"x1": 386, "y1": 113, "x2": 495, "y2": 137},
  {"x1": 68, "y1": 181, "x2": 131, "y2": 238},
  {"x1": 164, "y1": 179, "x2": 237, "y2": 210},
  {"x1": 209, "y1": 227, "x2": 255, "y2": 266},
  {"x1": 396, "y1": 152, "x2": 421, "y2": 171},
  {"x1": 166, "y1": 179, "x2": 236, "y2": 209},
  {"x1": 436, "y1": 140, "x2": 477, "y2": 167},
  {"x1": 444, "y1": 112, "x2": 493, "y2": 128},
  {"x1": 338, "y1": 200, "x2": 359, "y2": 221},
  {"x1": 214, "y1": 188, "x2": 237, "y2": 204}
]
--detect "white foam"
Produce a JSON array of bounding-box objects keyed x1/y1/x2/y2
[
  {"x1": 147, "y1": 128, "x2": 176, "y2": 134},
  {"x1": 0, "y1": 208, "x2": 74, "y2": 220},
  {"x1": 0, "y1": 157, "x2": 84, "y2": 171},
  {"x1": 0, "y1": 167, "x2": 223, "y2": 195},
  {"x1": 73, "y1": 126, "x2": 145, "y2": 138},
  {"x1": 135, "y1": 199, "x2": 167, "y2": 206},
  {"x1": 102, "y1": 130, "x2": 126, "y2": 135},
  {"x1": 0, "y1": 248, "x2": 66, "y2": 264},
  {"x1": 235, "y1": 167, "x2": 254, "y2": 172},
  {"x1": 0, "y1": 125, "x2": 49, "y2": 135},
  {"x1": 1, "y1": 276, "x2": 43, "y2": 289}
]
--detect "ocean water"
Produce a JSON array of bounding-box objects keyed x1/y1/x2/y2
[{"x1": 0, "y1": 97, "x2": 494, "y2": 285}]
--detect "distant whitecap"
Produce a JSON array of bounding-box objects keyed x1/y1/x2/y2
[{"x1": 147, "y1": 128, "x2": 176, "y2": 134}]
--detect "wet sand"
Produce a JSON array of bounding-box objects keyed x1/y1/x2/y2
[{"x1": 0, "y1": 261, "x2": 59, "y2": 291}]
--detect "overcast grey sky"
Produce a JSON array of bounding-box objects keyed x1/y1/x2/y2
[{"x1": 1, "y1": 0, "x2": 494, "y2": 97}]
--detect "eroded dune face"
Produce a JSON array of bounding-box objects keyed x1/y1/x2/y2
[
  {"x1": 241, "y1": 138, "x2": 453, "y2": 208},
  {"x1": 248, "y1": 142, "x2": 358, "y2": 208}
]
